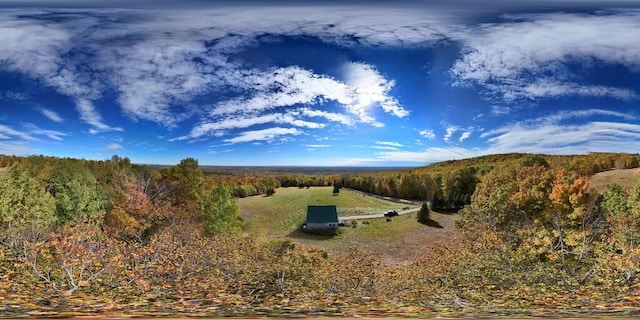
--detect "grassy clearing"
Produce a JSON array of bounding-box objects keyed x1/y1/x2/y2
[
  {"x1": 240, "y1": 186, "x2": 406, "y2": 236},
  {"x1": 589, "y1": 167, "x2": 640, "y2": 194},
  {"x1": 239, "y1": 186, "x2": 459, "y2": 265},
  {"x1": 290, "y1": 210, "x2": 458, "y2": 265}
]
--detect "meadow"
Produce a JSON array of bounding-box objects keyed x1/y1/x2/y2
[
  {"x1": 239, "y1": 186, "x2": 458, "y2": 265},
  {"x1": 589, "y1": 167, "x2": 640, "y2": 193}
]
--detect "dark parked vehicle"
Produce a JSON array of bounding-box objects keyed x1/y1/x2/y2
[{"x1": 384, "y1": 210, "x2": 398, "y2": 217}]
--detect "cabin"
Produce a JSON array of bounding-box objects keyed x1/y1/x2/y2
[{"x1": 303, "y1": 205, "x2": 339, "y2": 231}]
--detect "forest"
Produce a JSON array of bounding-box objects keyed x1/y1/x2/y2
[{"x1": 2, "y1": 152, "x2": 640, "y2": 316}]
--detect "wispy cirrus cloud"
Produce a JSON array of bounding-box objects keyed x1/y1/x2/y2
[
  {"x1": 104, "y1": 143, "x2": 124, "y2": 151},
  {"x1": 451, "y1": 12, "x2": 640, "y2": 101},
  {"x1": 0, "y1": 124, "x2": 36, "y2": 141},
  {"x1": 305, "y1": 144, "x2": 330, "y2": 148},
  {"x1": 355, "y1": 109, "x2": 639, "y2": 165},
  {"x1": 173, "y1": 110, "x2": 326, "y2": 141},
  {"x1": 376, "y1": 141, "x2": 403, "y2": 147},
  {"x1": 372, "y1": 145, "x2": 399, "y2": 151},
  {"x1": 23, "y1": 123, "x2": 68, "y2": 141},
  {"x1": 224, "y1": 127, "x2": 304, "y2": 144},
  {"x1": 481, "y1": 109, "x2": 640, "y2": 154},
  {"x1": 491, "y1": 105, "x2": 511, "y2": 116},
  {"x1": 40, "y1": 108, "x2": 64, "y2": 123},
  {"x1": 374, "y1": 146, "x2": 476, "y2": 164},
  {"x1": 0, "y1": 14, "x2": 121, "y2": 133},
  {"x1": 0, "y1": 6, "x2": 432, "y2": 142}
]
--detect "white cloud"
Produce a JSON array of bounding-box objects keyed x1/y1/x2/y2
[
  {"x1": 210, "y1": 63, "x2": 404, "y2": 128},
  {"x1": 375, "y1": 141, "x2": 403, "y2": 147},
  {"x1": 344, "y1": 62, "x2": 409, "y2": 120},
  {"x1": 419, "y1": 129, "x2": 436, "y2": 140},
  {"x1": 0, "y1": 15, "x2": 120, "y2": 132},
  {"x1": 171, "y1": 61, "x2": 406, "y2": 141},
  {"x1": 459, "y1": 131, "x2": 472, "y2": 142},
  {"x1": 372, "y1": 146, "x2": 398, "y2": 151},
  {"x1": 0, "y1": 124, "x2": 36, "y2": 141},
  {"x1": 2, "y1": 6, "x2": 427, "y2": 138},
  {"x1": 174, "y1": 110, "x2": 325, "y2": 141},
  {"x1": 481, "y1": 109, "x2": 640, "y2": 154},
  {"x1": 23, "y1": 123, "x2": 68, "y2": 141},
  {"x1": 491, "y1": 105, "x2": 511, "y2": 116},
  {"x1": 305, "y1": 144, "x2": 330, "y2": 148},
  {"x1": 451, "y1": 12, "x2": 640, "y2": 101},
  {"x1": 444, "y1": 125, "x2": 459, "y2": 142},
  {"x1": 4, "y1": 91, "x2": 27, "y2": 101},
  {"x1": 40, "y1": 108, "x2": 63, "y2": 123},
  {"x1": 104, "y1": 143, "x2": 124, "y2": 151},
  {"x1": 76, "y1": 98, "x2": 123, "y2": 133},
  {"x1": 224, "y1": 127, "x2": 303, "y2": 144},
  {"x1": 99, "y1": 36, "x2": 221, "y2": 127},
  {"x1": 0, "y1": 6, "x2": 438, "y2": 135},
  {"x1": 375, "y1": 146, "x2": 477, "y2": 163},
  {"x1": 299, "y1": 108, "x2": 354, "y2": 126}
]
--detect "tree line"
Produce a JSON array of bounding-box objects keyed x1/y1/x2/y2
[{"x1": 0, "y1": 155, "x2": 242, "y2": 246}]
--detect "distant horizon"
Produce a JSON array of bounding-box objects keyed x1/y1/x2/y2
[
  {"x1": 3, "y1": 150, "x2": 638, "y2": 170},
  {"x1": 1, "y1": 0, "x2": 640, "y2": 166}
]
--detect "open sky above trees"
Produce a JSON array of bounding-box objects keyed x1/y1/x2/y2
[{"x1": 1, "y1": 0, "x2": 640, "y2": 166}]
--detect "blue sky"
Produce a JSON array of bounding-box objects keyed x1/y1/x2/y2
[{"x1": 1, "y1": 0, "x2": 640, "y2": 166}]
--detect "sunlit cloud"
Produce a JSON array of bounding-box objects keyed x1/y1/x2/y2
[
  {"x1": 459, "y1": 130, "x2": 472, "y2": 142},
  {"x1": 173, "y1": 110, "x2": 326, "y2": 141},
  {"x1": 419, "y1": 129, "x2": 436, "y2": 140},
  {"x1": 224, "y1": 127, "x2": 304, "y2": 144},
  {"x1": 375, "y1": 141, "x2": 403, "y2": 147},
  {"x1": 375, "y1": 146, "x2": 477, "y2": 163},
  {"x1": 443, "y1": 125, "x2": 459, "y2": 142}
]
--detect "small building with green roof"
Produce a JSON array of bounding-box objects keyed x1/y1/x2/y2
[{"x1": 303, "y1": 205, "x2": 339, "y2": 231}]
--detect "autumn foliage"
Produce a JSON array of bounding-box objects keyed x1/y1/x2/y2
[{"x1": 3, "y1": 153, "x2": 640, "y2": 316}]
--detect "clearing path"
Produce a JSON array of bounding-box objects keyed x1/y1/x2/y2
[{"x1": 339, "y1": 206, "x2": 421, "y2": 221}]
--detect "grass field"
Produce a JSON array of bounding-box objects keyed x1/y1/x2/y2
[
  {"x1": 239, "y1": 186, "x2": 459, "y2": 265},
  {"x1": 589, "y1": 167, "x2": 640, "y2": 194}
]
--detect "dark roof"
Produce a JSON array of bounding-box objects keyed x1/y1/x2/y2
[{"x1": 306, "y1": 205, "x2": 338, "y2": 223}]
